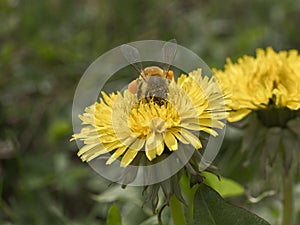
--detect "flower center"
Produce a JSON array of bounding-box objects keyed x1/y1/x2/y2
[
  {"x1": 256, "y1": 107, "x2": 299, "y2": 128},
  {"x1": 149, "y1": 117, "x2": 166, "y2": 133}
]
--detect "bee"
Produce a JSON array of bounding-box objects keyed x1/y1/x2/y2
[{"x1": 121, "y1": 40, "x2": 177, "y2": 103}]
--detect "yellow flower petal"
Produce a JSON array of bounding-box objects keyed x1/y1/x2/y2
[
  {"x1": 156, "y1": 136, "x2": 165, "y2": 156},
  {"x1": 171, "y1": 128, "x2": 189, "y2": 144},
  {"x1": 72, "y1": 68, "x2": 228, "y2": 166},
  {"x1": 228, "y1": 109, "x2": 252, "y2": 122},
  {"x1": 78, "y1": 143, "x2": 103, "y2": 156},
  {"x1": 214, "y1": 47, "x2": 300, "y2": 122},
  {"x1": 146, "y1": 133, "x2": 164, "y2": 161},
  {"x1": 120, "y1": 148, "x2": 139, "y2": 167},
  {"x1": 180, "y1": 129, "x2": 202, "y2": 149},
  {"x1": 106, "y1": 146, "x2": 128, "y2": 164},
  {"x1": 164, "y1": 132, "x2": 178, "y2": 151}
]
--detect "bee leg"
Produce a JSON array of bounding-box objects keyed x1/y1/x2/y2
[{"x1": 137, "y1": 81, "x2": 144, "y2": 99}]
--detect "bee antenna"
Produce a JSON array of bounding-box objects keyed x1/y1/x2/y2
[{"x1": 140, "y1": 71, "x2": 147, "y2": 82}]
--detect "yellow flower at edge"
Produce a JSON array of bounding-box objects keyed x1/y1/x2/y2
[
  {"x1": 213, "y1": 47, "x2": 300, "y2": 122},
  {"x1": 71, "y1": 69, "x2": 228, "y2": 167}
]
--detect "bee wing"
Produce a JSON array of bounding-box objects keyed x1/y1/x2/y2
[
  {"x1": 162, "y1": 39, "x2": 177, "y2": 75},
  {"x1": 121, "y1": 44, "x2": 145, "y2": 79}
]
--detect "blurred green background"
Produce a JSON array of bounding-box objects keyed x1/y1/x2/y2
[{"x1": 1, "y1": 0, "x2": 300, "y2": 224}]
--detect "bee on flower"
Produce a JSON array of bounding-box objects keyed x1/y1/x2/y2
[{"x1": 71, "y1": 41, "x2": 229, "y2": 211}]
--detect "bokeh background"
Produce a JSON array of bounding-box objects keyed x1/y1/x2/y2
[{"x1": 1, "y1": 0, "x2": 300, "y2": 224}]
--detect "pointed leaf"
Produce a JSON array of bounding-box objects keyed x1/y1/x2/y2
[
  {"x1": 193, "y1": 184, "x2": 270, "y2": 225},
  {"x1": 106, "y1": 204, "x2": 122, "y2": 225},
  {"x1": 203, "y1": 172, "x2": 244, "y2": 197}
]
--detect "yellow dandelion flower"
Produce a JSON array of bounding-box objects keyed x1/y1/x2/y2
[
  {"x1": 213, "y1": 47, "x2": 300, "y2": 122},
  {"x1": 72, "y1": 68, "x2": 227, "y2": 167}
]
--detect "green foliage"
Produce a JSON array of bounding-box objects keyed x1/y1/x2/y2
[
  {"x1": 1, "y1": 0, "x2": 300, "y2": 224},
  {"x1": 47, "y1": 119, "x2": 72, "y2": 142},
  {"x1": 170, "y1": 195, "x2": 187, "y2": 225},
  {"x1": 106, "y1": 204, "x2": 122, "y2": 225},
  {"x1": 203, "y1": 172, "x2": 244, "y2": 198},
  {"x1": 193, "y1": 184, "x2": 270, "y2": 225},
  {"x1": 93, "y1": 186, "x2": 153, "y2": 225}
]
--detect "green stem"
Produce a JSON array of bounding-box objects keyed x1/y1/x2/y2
[
  {"x1": 170, "y1": 195, "x2": 187, "y2": 225},
  {"x1": 158, "y1": 204, "x2": 167, "y2": 225},
  {"x1": 281, "y1": 168, "x2": 294, "y2": 225}
]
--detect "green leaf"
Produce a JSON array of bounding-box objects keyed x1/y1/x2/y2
[
  {"x1": 193, "y1": 184, "x2": 270, "y2": 225},
  {"x1": 203, "y1": 172, "x2": 244, "y2": 197},
  {"x1": 106, "y1": 204, "x2": 122, "y2": 225},
  {"x1": 170, "y1": 195, "x2": 187, "y2": 225}
]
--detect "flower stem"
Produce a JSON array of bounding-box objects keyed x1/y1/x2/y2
[
  {"x1": 158, "y1": 204, "x2": 167, "y2": 225},
  {"x1": 281, "y1": 168, "x2": 294, "y2": 225}
]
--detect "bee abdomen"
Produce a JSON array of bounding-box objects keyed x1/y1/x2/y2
[
  {"x1": 146, "y1": 85, "x2": 168, "y2": 99},
  {"x1": 137, "y1": 75, "x2": 170, "y2": 106}
]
